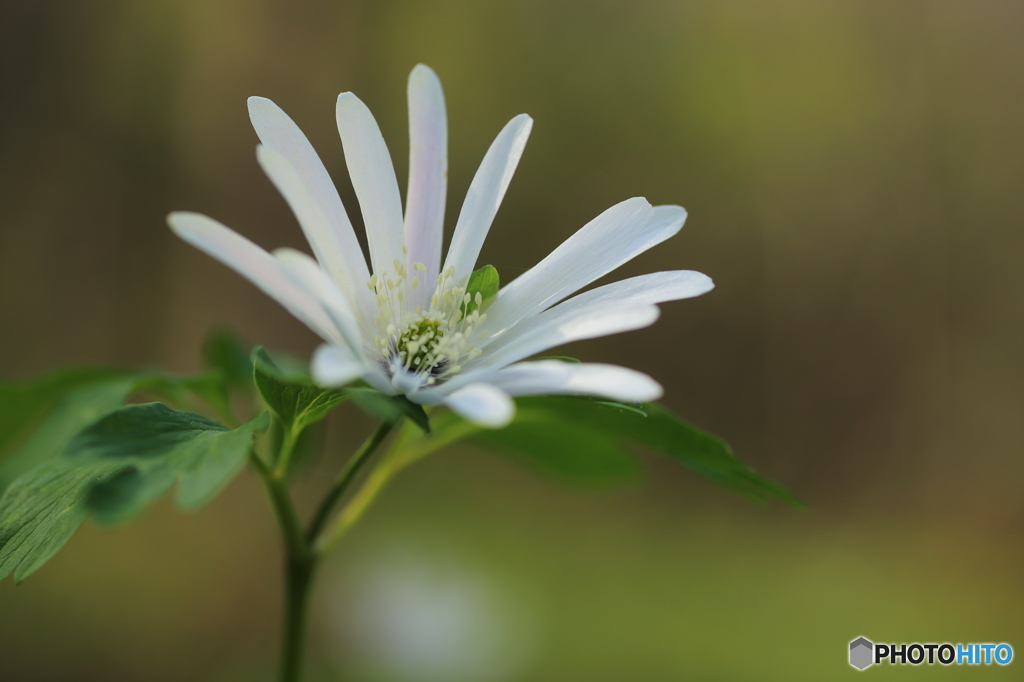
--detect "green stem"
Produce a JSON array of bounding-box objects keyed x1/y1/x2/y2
[
  {"x1": 280, "y1": 553, "x2": 316, "y2": 682},
  {"x1": 272, "y1": 425, "x2": 300, "y2": 479},
  {"x1": 306, "y1": 419, "x2": 397, "y2": 544},
  {"x1": 315, "y1": 419, "x2": 479, "y2": 553},
  {"x1": 250, "y1": 451, "x2": 314, "y2": 682},
  {"x1": 251, "y1": 452, "x2": 308, "y2": 560}
]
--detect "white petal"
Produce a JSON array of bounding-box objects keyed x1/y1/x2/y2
[
  {"x1": 442, "y1": 114, "x2": 533, "y2": 285},
  {"x1": 404, "y1": 64, "x2": 447, "y2": 306},
  {"x1": 273, "y1": 248, "x2": 366, "y2": 359},
  {"x1": 481, "y1": 270, "x2": 713, "y2": 354},
  {"x1": 485, "y1": 201, "x2": 687, "y2": 336},
  {"x1": 167, "y1": 212, "x2": 343, "y2": 345},
  {"x1": 486, "y1": 360, "x2": 663, "y2": 402},
  {"x1": 247, "y1": 98, "x2": 371, "y2": 318},
  {"x1": 311, "y1": 344, "x2": 369, "y2": 387},
  {"x1": 443, "y1": 383, "x2": 515, "y2": 428},
  {"x1": 439, "y1": 303, "x2": 661, "y2": 394},
  {"x1": 336, "y1": 92, "x2": 406, "y2": 279}
]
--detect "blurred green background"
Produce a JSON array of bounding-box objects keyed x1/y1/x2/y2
[{"x1": 2, "y1": 1, "x2": 1023, "y2": 680}]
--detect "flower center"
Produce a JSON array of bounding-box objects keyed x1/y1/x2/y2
[
  {"x1": 395, "y1": 315, "x2": 445, "y2": 372},
  {"x1": 369, "y1": 261, "x2": 486, "y2": 387}
]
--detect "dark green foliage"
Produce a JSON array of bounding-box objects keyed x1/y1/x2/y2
[
  {"x1": 252, "y1": 347, "x2": 347, "y2": 434},
  {"x1": 0, "y1": 378, "x2": 138, "y2": 495},
  {"x1": 472, "y1": 413, "x2": 642, "y2": 485},
  {"x1": 475, "y1": 396, "x2": 799, "y2": 505},
  {"x1": 0, "y1": 403, "x2": 267, "y2": 581},
  {"x1": 202, "y1": 328, "x2": 254, "y2": 389},
  {"x1": 0, "y1": 459, "x2": 126, "y2": 582},
  {"x1": 252, "y1": 347, "x2": 429, "y2": 433},
  {"x1": 70, "y1": 403, "x2": 268, "y2": 520},
  {"x1": 0, "y1": 367, "x2": 131, "y2": 458}
]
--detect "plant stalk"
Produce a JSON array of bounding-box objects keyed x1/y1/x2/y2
[
  {"x1": 280, "y1": 552, "x2": 316, "y2": 682},
  {"x1": 254, "y1": 417, "x2": 401, "y2": 682},
  {"x1": 306, "y1": 418, "x2": 397, "y2": 544}
]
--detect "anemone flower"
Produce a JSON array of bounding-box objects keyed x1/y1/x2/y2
[{"x1": 168, "y1": 65, "x2": 712, "y2": 428}]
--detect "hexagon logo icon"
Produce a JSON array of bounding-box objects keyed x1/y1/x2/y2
[{"x1": 850, "y1": 637, "x2": 874, "y2": 670}]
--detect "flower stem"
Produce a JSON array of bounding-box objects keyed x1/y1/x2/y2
[
  {"x1": 252, "y1": 417, "x2": 401, "y2": 682},
  {"x1": 306, "y1": 419, "x2": 397, "y2": 544},
  {"x1": 315, "y1": 418, "x2": 479, "y2": 554},
  {"x1": 250, "y1": 451, "x2": 314, "y2": 682},
  {"x1": 280, "y1": 553, "x2": 316, "y2": 682}
]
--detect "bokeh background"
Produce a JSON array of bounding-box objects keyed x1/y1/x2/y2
[{"x1": 2, "y1": 1, "x2": 1023, "y2": 680}]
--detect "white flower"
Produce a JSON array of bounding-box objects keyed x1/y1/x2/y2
[{"x1": 168, "y1": 65, "x2": 713, "y2": 428}]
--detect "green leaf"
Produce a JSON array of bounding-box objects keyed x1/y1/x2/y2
[
  {"x1": 0, "y1": 367, "x2": 130, "y2": 458},
  {"x1": 537, "y1": 356, "x2": 581, "y2": 364},
  {"x1": 202, "y1": 328, "x2": 254, "y2": 389},
  {"x1": 508, "y1": 397, "x2": 800, "y2": 505},
  {"x1": 252, "y1": 346, "x2": 430, "y2": 433},
  {"x1": 66, "y1": 403, "x2": 269, "y2": 521},
  {"x1": 471, "y1": 410, "x2": 642, "y2": 485},
  {"x1": 461, "y1": 264, "x2": 499, "y2": 317},
  {"x1": 0, "y1": 458, "x2": 125, "y2": 582},
  {"x1": 0, "y1": 404, "x2": 267, "y2": 581},
  {"x1": 0, "y1": 378, "x2": 138, "y2": 495},
  {"x1": 252, "y1": 347, "x2": 347, "y2": 433}
]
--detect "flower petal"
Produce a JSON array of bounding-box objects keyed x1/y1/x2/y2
[
  {"x1": 247, "y1": 97, "x2": 371, "y2": 316},
  {"x1": 404, "y1": 64, "x2": 447, "y2": 306},
  {"x1": 310, "y1": 343, "x2": 369, "y2": 387},
  {"x1": 486, "y1": 360, "x2": 663, "y2": 402},
  {"x1": 481, "y1": 270, "x2": 712, "y2": 354},
  {"x1": 440, "y1": 303, "x2": 661, "y2": 394},
  {"x1": 336, "y1": 92, "x2": 406, "y2": 279},
  {"x1": 442, "y1": 114, "x2": 533, "y2": 285},
  {"x1": 167, "y1": 212, "x2": 344, "y2": 345},
  {"x1": 273, "y1": 248, "x2": 366, "y2": 359},
  {"x1": 443, "y1": 383, "x2": 515, "y2": 428},
  {"x1": 484, "y1": 201, "x2": 687, "y2": 336}
]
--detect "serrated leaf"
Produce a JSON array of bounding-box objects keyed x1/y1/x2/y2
[
  {"x1": 0, "y1": 378, "x2": 138, "y2": 495},
  {"x1": 0, "y1": 404, "x2": 267, "y2": 581},
  {"x1": 0, "y1": 459, "x2": 125, "y2": 582},
  {"x1": 461, "y1": 265, "x2": 499, "y2": 317},
  {"x1": 471, "y1": 409, "x2": 642, "y2": 484},
  {"x1": 345, "y1": 388, "x2": 430, "y2": 433},
  {"x1": 65, "y1": 403, "x2": 269, "y2": 521},
  {"x1": 252, "y1": 346, "x2": 430, "y2": 433},
  {"x1": 0, "y1": 367, "x2": 130, "y2": 458},
  {"x1": 252, "y1": 347, "x2": 347, "y2": 433}
]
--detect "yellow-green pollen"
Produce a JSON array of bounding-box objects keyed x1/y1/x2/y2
[
  {"x1": 369, "y1": 259, "x2": 486, "y2": 385},
  {"x1": 396, "y1": 318, "x2": 444, "y2": 371}
]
